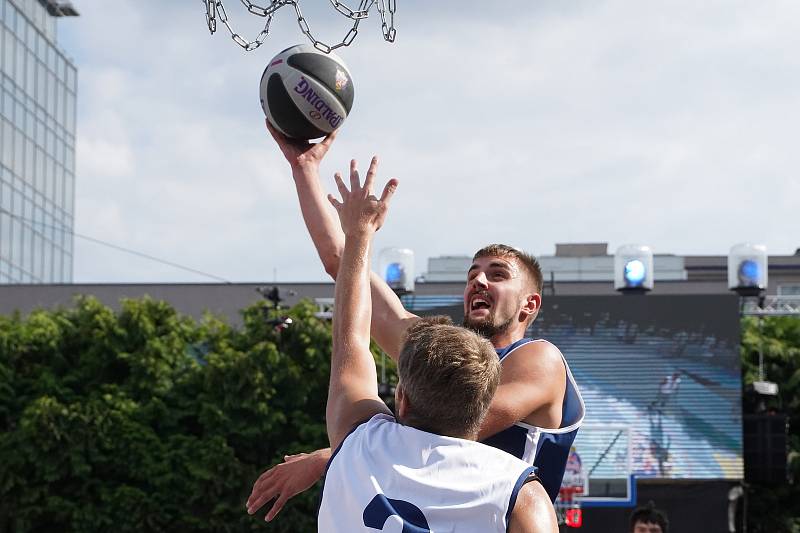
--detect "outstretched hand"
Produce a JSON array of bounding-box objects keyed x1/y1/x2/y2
[
  {"x1": 246, "y1": 449, "x2": 331, "y2": 522},
  {"x1": 266, "y1": 119, "x2": 337, "y2": 170},
  {"x1": 328, "y1": 157, "x2": 398, "y2": 237}
]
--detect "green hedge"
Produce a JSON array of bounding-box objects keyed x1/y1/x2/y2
[{"x1": 0, "y1": 296, "x2": 341, "y2": 532}]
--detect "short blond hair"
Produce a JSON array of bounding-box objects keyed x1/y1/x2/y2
[{"x1": 398, "y1": 316, "x2": 501, "y2": 438}]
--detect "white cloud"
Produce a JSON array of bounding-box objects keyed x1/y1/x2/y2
[
  {"x1": 76, "y1": 136, "x2": 134, "y2": 180},
  {"x1": 59, "y1": 0, "x2": 800, "y2": 283}
]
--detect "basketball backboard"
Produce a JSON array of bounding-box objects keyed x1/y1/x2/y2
[{"x1": 567, "y1": 424, "x2": 636, "y2": 508}]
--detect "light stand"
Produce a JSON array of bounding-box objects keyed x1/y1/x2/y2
[{"x1": 729, "y1": 244, "x2": 778, "y2": 403}]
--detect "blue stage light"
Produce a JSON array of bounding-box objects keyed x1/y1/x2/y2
[
  {"x1": 624, "y1": 259, "x2": 646, "y2": 287},
  {"x1": 737, "y1": 259, "x2": 761, "y2": 287},
  {"x1": 385, "y1": 262, "x2": 405, "y2": 285}
]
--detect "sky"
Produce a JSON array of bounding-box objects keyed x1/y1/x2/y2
[{"x1": 58, "y1": 1, "x2": 800, "y2": 283}]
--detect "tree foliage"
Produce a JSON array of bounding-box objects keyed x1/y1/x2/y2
[
  {"x1": 741, "y1": 316, "x2": 800, "y2": 533},
  {"x1": 0, "y1": 297, "x2": 337, "y2": 533}
]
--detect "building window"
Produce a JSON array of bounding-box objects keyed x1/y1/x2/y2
[
  {"x1": 777, "y1": 284, "x2": 800, "y2": 297},
  {"x1": 0, "y1": 0, "x2": 75, "y2": 284}
]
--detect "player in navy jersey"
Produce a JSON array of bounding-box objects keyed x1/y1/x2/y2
[
  {"x1": 246, "y1": 124, "x2": 584, "y2": 520},
  {"x1": 311, "y1": 163, "x2": 555, "y2": 532}
]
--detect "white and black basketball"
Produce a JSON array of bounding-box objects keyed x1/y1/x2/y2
[{"x1": 260, "y1": 44, "x2": 355, "y2": 140}]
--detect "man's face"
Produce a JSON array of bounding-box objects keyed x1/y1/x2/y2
[
  {"x1": 633, "y1": 521, "x2": 664, "y2": 533},
  {"x1": 462, "y1": 255, "x2": 528, "y2": 338}
]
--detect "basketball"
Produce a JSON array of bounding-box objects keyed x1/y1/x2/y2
[{"x1": 259, "y1": 44, "x2": 355, "y2": 140}]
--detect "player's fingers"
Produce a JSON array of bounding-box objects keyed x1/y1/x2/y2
[
  {"x1": 246, "y1": 483, "x2": 261, "y2": 507},
  {"x1": 333, "y1": 172, "x2": 349, "y2": 198},
  {"x1": 247, "y1": 469, "x2": 276, "y2": 505},
  {"x1": 250, "y1": 467, "x2": 279, "y2": 494},
  {"x1": 246, "y1": 489, "x2": 265, "y2": 514},
  {"x1": 266, "y1": 492, "x2": 290, "y2": 522},
  {"x1": 349, "y1": 159, "x2": 361, "y2": 192},
  {"x1": 363, "y1": 156, "x2": 379, "y2": 194},
  {"x1": 266, "y1": 119, "x2": 308, "y2": 148},
  {"x1": 265, "y1": 119, "x2": 287, "y2": 141},
  {"x1": 265, "y1": 119, "x2": 284, "y2": 140},
  {"x1": 379, "y1": 178, "x2": 399, "y2": 205},
  {"x1": 320, "y1": 128, "x2": 338, "y2": 149},
  {"x1": 328, "y1": 194, "x2": 342, "y2": 210},
  {"x1": 247, "y1": 481, "x2": 278, "y2": 514},
  {"x1": 248, "y1": 490, "x2": 274, "y2": 515}
]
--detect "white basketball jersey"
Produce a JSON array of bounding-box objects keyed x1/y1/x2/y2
[{"x1": 318, "y1": 414, "x2": 536, "y2": 533}]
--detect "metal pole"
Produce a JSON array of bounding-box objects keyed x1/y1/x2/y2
[{"x1": 757, "y1": 315, "x2": 765, "y2": 382}]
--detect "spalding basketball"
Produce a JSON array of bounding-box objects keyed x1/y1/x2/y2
[{"x1": 260, "y1": 44, "x2": 355, "y2": 140}]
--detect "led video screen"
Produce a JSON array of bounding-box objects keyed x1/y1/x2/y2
[{"x1": 530, "y1": 294, "x2": 743, "y2": 481}]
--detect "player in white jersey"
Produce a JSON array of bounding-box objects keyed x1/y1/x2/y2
[
  {"x1": 246, "y1": 125, "x2": 583, "y2": 519},
  {"x1": 320, "y1": 414, "x2": 544, "y2": 532},
  {"x1": 306, "y1": 161, "x2": 556, "y2": 531}
]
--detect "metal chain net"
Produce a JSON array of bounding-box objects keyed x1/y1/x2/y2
[{"x1": 203, "y1": 0, "x2": 397, "y2": 53}]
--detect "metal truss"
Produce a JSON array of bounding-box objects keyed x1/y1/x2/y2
[{"x1": 742, "y1": 296, "x2": 800, "y2": 317}]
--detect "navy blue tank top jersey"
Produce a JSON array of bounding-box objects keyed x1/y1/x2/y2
[{"x1": 480, "y1": 338, "x2": 585, "y2": 502}]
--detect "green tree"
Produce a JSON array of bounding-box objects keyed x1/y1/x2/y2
[
  {"x1": 741, "y1": 316, "x2": 800, "y2": 533},
  {"x1": 0, "y1": 296, "x2": 341, "y2": 533}
]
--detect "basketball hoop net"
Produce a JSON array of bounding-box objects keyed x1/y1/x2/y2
[{"x1": 202, "y1": 0, "x2": 397, "y2": 53}]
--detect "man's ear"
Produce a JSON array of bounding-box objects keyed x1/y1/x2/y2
[
  {"x1": 395, "y1": 384, "x2": 409, "y2": 420},
  {"x1": 520, "y1": 292, "x2": 541, "y2": 322}
]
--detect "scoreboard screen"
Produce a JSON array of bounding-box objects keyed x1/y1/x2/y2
[{"x1": 531, "y1": 294, "x2": 743, "y2": 480}]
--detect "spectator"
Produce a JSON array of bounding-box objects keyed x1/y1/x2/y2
[{"x1": 629, "y1": 501, "x2": 669, "y2": 533}]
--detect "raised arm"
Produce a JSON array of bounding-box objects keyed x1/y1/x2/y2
[
  {"x1": 325, "y1": 160, "x2": 398, "y2": 450},
  {"x1": 267, "y1": 122, "x2": 418, "y2": 359}
]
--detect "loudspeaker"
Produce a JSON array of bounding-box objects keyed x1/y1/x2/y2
[{"x1": 743, "y1": 413, "x2": 788, "y2": 484}]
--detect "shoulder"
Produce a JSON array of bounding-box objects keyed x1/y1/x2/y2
[
  {"x1": 342, "y1": 413, "x2": 398, "y2": 446},
  {"x1": 359, "y1": 413, "x2": 398, "y2": 434},
  {"x1": 515, "y1": 477, "x2": 549, "y2": 508},
  {"x1": 510, "y1": 477, "x2": 558, "y2": 533},
  {"x1": 501, "y1": 339, "x2": 565, "y2": 376},
  {"x1": 502, "y1": 339, "x2": 562, "y2": 360}
]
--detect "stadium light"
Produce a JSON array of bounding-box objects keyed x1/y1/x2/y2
[
  {"x1": 378, "y1": 248, "x2": 415, "y2": 294},
  {"x1": 614, "y1": 244, "x2": 654, "y2": 293},
  {"x1": 728, "y1": 243, "x2": 768, "y2": 296}
]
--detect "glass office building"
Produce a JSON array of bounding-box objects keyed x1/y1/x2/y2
[{"x1": 0, "y1": 0, "x2": 77, "y2": 283}]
